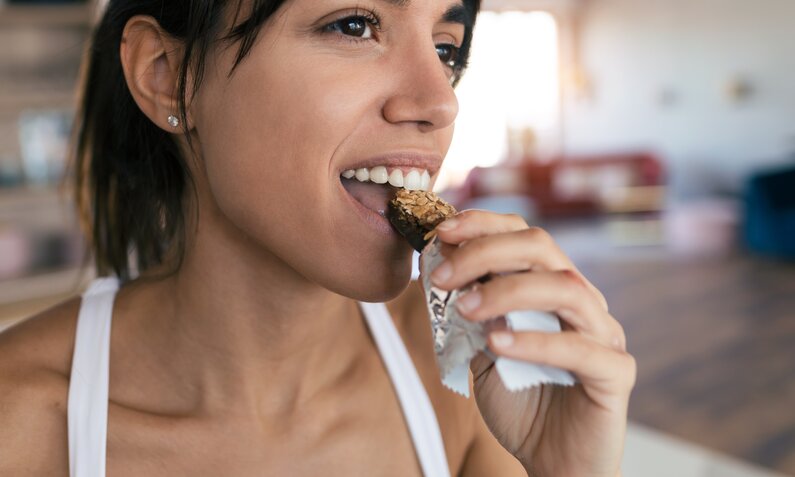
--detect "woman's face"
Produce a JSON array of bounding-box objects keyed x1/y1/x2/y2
[{"x1": 190, "y1": 0, "x2": 467, "y2": 302}]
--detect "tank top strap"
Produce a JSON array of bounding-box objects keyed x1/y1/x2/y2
[
  {"x1": 358, "y1": 302, "x2": 451, "y2": 477},
  {"x1": 68, "y1": 277, "x2": 120, "y2": 477}
]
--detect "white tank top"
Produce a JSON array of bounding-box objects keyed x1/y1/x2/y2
[{"x1": 67, "y1": 277, "x2": 450, "y2": 477}]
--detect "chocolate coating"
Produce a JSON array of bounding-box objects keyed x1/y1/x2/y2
[{"x1": 388, "y1": 189, "x2": 457, "y2": 252}]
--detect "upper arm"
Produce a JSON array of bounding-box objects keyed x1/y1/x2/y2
[
  {"x1": 459, "y1": 407, "x2": 529, "y2": 477},
  {"x1": 0, "y1": 302, "x2": 77, "y2": 476},
  {"x1": 0, "y1": 368, "x2": 71, "y2": 476}
]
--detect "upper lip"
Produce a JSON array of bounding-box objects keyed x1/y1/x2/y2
[{"x1": 339, "y1": 152, "x2": 443, "y2": 176}]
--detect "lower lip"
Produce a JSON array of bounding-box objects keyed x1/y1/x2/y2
[{"x1": 338, "y1": 180, "x2": 401, "y2": 239}]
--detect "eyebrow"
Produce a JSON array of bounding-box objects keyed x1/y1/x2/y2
[
  {"x1": 378, "y1": 0, "x2": 471, "y2": 28},
  {"x1": 442, "y1": 4, "x2": 470, "y2": 27}
]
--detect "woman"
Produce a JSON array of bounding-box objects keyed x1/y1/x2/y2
[{"x1": 0, "y1": 0, "x2": 636, "y2": 475}]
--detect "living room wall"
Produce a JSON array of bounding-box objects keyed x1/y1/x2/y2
[{"x1": 562, "y1": 0, "x2": 795, "y2": 195}]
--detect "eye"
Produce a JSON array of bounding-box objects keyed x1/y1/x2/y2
[
  {"x1": 324, "y1": 15, "x2": 378, "y2": 40},
  {"x1": 436, "y1": 43, "x2": 461, "y2": 68}
]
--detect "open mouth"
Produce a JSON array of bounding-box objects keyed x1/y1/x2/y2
[{"x1": 340, "y1": 166, "x2": 433, "y2": 217}]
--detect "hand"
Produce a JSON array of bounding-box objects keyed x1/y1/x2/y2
[{"x1": 428, "y1": 210, "x2": 636, "y2": 477}]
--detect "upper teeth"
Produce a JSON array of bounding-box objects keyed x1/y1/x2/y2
[{"x1": 342, "y1": 167, "x2": 432, "y2": 191}]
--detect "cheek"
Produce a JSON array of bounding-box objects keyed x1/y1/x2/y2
[
  {"x1": 202, "y1": 51, "x2": 369, "y2": 197},
  {"x1": 189, "y1": 46, "x2": 414, "y2": 301}
]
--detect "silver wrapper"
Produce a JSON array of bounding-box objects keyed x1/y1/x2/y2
[{"x1": 420, "y1": 236, "x2": 577, "y2": 397}]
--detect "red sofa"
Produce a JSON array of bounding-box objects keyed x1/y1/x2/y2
[{"x1": 453, "y1": 152, "x2": 666, "y2": 218}]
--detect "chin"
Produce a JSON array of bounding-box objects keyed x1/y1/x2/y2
[{"x1": 321, "y1": 254, "x2": 414, "y2": 303}]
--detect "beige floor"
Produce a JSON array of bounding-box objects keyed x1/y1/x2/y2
[{"x1": 624, "y1": 423, "x2": 791, "y2": 477}]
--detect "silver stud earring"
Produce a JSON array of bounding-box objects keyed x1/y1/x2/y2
[{"x1": 167, "y1": 115, "x2": 180, "y2": 128}]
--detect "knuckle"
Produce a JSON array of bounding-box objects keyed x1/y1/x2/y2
[
  {"x1": 616, "y1": 324, "x2": 627, "y2": 343},
  {"x1": 556, "y1": 271, "x2": 589, "y2": 302},
  {"x1": 623, "y1": 353, "x2": 638, "y2": 389},
  {"x1": 517, "y1": 228, "x2": 541, "y2": 249},
  {"x1": 615, "y1": 331, "x2": 628, "y2": 352},
  {"x1": 598, "y1": 291, "x2": 610, "y2": 312},
  {"x1": 567, "y1": 273, "x2": 599, "y2": 304},
  {"x1": 506, "y1": 213, "x2": 528, "y2": 228},
  {"x1": 608, "y1": 316, "x2": 627, "y2": 342},
  {"x1": 559, "y1": 269, "x2": 583, "y2": 286},
  {"x1": 525, "y1": 226, "x2": 552, "y2": 244}
]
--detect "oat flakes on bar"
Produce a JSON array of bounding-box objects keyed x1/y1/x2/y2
[{"x1": 387, "y1": 189, "x2": 457, "y2": 252}]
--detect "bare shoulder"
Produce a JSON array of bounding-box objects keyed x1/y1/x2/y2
[
  {"x1": 0, "y1": 296, "x2": 80, "y2": 374},
  {"x1": 0, "y1": 298, "x2": 80, "y2": 476}
]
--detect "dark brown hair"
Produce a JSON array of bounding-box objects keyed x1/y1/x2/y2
[{"x1": 72, "y1": 0, "x2": 481, "y2": 282}]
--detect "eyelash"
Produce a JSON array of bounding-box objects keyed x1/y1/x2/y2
[
  {"x1": 320, "y1": 8, "x2": 383, "y2": 43},
  {"x1": 320, "y1": 10, "x2": 464, "y2": 74}
]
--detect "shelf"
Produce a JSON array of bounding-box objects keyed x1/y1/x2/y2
[{"x1": 0, "y1": 3, "x2": 93, "y2": 28}]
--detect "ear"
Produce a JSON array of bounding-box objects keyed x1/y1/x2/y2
[{"x1": 120, "y1": 16, "x2": 188, "y2": 132}]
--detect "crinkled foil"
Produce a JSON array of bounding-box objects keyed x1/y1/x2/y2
[{"x1": 420, "y1": 237, "x2": 577, "y2": 397}]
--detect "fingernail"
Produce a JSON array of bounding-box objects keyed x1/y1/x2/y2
[
  {"x1": 456, "y1": 290, "x2": 481, "y2": 313},
  {"x1": 436, "y1": 218, "x2": 459, "y2": 231},
  {"x1": 490, "y1": 331, "x2": 514, "y2": 348},
  {"x1": 431, "y1": 262, "x2": 453, "y2": 284}
]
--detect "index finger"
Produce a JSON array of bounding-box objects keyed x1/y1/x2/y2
[
  {"x1": 431, "y1": 210, "x2": 609, "y2": 311},
  {"x1": 434, "y1": 210, "x2": 529, "y2": 245},
  {"x1": 429, "y1": 229, "x2": 577, "y2": 291}
]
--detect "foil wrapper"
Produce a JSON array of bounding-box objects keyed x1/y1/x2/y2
[{"x1": 420, "y1": 237, "x2": 577, "y2": 397}]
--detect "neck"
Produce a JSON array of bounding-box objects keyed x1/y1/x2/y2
[{"x1": 124, "y1": 215, "x2": 372, "y2": 418}]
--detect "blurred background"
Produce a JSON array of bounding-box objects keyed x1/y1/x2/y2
[{"x1": 0, "y1": 0, "x2": 793, "y2": 475}]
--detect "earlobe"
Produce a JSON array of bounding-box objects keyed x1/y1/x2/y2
[{"x1": 120, "y1": 16, "x2": 186, "y2": 132}]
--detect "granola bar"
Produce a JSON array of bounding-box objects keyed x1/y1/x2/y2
[{"x1": 387, "y1": 189, "x2": 457, "y2": 252}]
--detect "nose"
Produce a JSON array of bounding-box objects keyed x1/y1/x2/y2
[{"x1": 382, "y1": 43, "x2": 459, "y2": 132}]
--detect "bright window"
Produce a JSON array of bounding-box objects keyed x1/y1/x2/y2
[{"x1": 439, "y1": 11, "x2": 560, "y2": 190}]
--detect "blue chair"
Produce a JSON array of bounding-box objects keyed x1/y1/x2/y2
[{"x1": 744, "y1": 164, "x2": 795, "y2": 258}]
